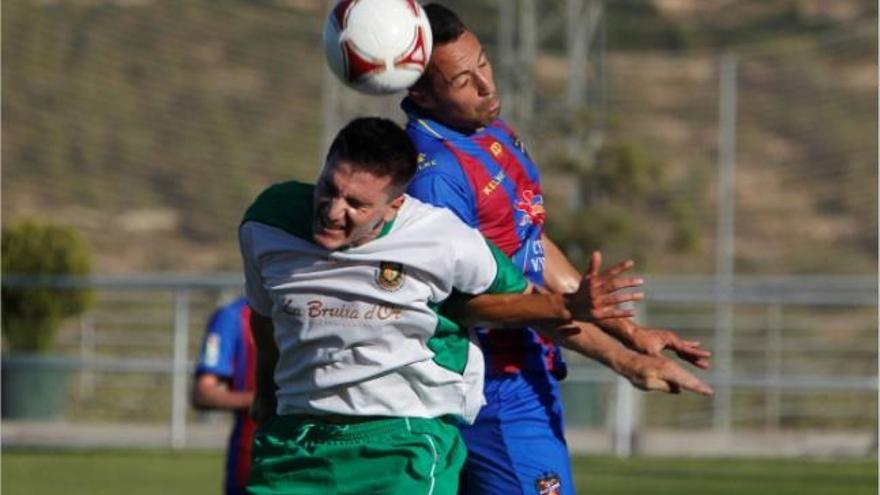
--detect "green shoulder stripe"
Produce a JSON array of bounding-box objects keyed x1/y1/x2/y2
[
  {"x1": 425, "y1": 241, "x2": 528, "y2": 375},
  {"x1": 485, "y1": 240, "x2": 529, "y2": 294},
  {"x1": 242, "y1": 180, "x2": 314, "y2": 239},
  {"x1": 426, "y1": 302, "x2": 470, "y2": 374}
]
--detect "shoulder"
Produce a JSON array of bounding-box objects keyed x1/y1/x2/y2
[
  {"x1": 411, "y1": 140, "x2": 463, "y2": 177},
  {"x1": 398, "y1": 196, "x2": 470, "y2": 230},
  {"x1": 244, "y1": 181, "x2": 313, "y2": 220},
  {"x1": 241, "y1": 180, "x2": 313, "y2": 239},
  {"x1": 209, "y1": 299, "x2": 247, "y2": 332},
  {"x1": 216, "y1": 298, "x2": 248, "y2": 319}
]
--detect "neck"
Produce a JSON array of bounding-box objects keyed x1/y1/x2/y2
[{"x1": 407, "y1": 98, "x2": 480, "y2": 135}]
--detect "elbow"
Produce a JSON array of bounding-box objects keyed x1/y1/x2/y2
[{"x1": 190, "y1": 385, "x2": 211, "y2": 411}]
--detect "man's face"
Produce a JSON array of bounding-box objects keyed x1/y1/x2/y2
[
  {"x1": 412, "y1": 30, "x2": 500, "y2": 131},
  {"x1": 312, "y1": 157, "x2": 403, "y2": 250}
]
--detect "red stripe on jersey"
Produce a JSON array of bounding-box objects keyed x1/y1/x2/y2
[
  {"x1": 474, "y1": 135, "x2": 545, "y2": 227},
  {"x1": 232, "y1": 416, "x2": 256, "y2": 491},
  {"x1": 442, "y1": 142, "x2": 522, "y2": 256},
  {"x1": 239, "y1": 304, "x2": 256, "y2": 392},
  {"x1": 234, "y1": 304, "x2": 257, "y2": 491},
  {"x1": 472, "y1": 134, "x2": 555, "y2": 376}
]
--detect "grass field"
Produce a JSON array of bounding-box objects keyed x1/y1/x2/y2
[{"x1": 2, "y1": 449, "x2": 876, "y2": 495}]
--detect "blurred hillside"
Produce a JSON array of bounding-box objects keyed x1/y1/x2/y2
[{"x1": 2, "y1": 0, "x2": 876, "y2": 274}]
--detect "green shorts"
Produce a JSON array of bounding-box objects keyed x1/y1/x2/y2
[{"x1": 247, "y1": 414, "x2": 466, "y2": 495}]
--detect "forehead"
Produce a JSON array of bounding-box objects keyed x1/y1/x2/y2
[
  {"x1": 320, "y1": 158, "x2": 392, "y2": 195},
  {"x1": 429, "y1": 30, "x2": 483, "y2": 80}
]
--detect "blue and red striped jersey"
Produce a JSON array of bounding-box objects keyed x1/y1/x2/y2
[
  {"x1": 195, "y1": 297, "x2": 257, "y2": 495},
  {"x1": 403, "y1": 99, "x2": 566, "y2": 379}
]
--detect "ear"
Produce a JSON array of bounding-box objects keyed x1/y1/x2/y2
[
  {"x1": 407, "y1": 82, "x2": 435, "y2": 111},
  {"x1": 383, "y1": 194, "x2": 406, "y2": 221}
]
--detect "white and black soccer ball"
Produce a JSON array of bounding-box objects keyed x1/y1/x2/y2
[{"x1": 323, "y1": 0, "x2": 433, "y2": 95}]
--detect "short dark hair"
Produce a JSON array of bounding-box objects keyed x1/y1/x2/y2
[
  {"x1": 325, "y1": 117, "x2": 417, "y2": 193},
  {"x1": 423, "y1": 3, "x2": 466, "y2": 45},
  {"x1": 411, "y1": 4, "x2": 467, "y2": 91}
]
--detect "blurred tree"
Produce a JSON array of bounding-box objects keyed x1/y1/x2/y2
[
  {"x1": 2, "y1": 220, "x2": 93, "y2": 353},
  {"x1": 545, "y1": 138, "x2": 700, "y2": 269}
]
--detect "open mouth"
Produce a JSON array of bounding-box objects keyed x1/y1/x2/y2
[{"x1": 316, "y1": 215, "x2": 344, "y2": 233}]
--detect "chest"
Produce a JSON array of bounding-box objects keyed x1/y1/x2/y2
[{"x1": 461, "y1": 135, "x2": 543, "y2": 222}]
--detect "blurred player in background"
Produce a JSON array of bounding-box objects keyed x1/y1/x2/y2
[
  {"x1": 404, "y1": 4, "x2": 712, "y2": 494},
  {"x1": 192, "y1": 296, "x2": 256, "y2": 495}
]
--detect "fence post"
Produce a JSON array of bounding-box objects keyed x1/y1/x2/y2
[
  {"x1": 78, "y1": 314, "x2": 96, "y2": 400},
  {"x1": 613, "y1": 376, "x2": 636, "y2": 458},
  {"x1": 766, "y1": 303, "x2": 783, "y2": 430},
  {"x1": 170, "y1": 288, "x2": 190, "y2": 449},
  {"x1": 613, "y1": 303, "x2": 645, "y2": 458}
]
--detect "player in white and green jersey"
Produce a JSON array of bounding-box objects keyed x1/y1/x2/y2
[
  {"x1": 241, "y1": 117, "x2": 541, "y2": 495},
  {"x1": 241, "y1": 178, "x2": 527, "y2": 426},
  {"x1": 241, "y1": 117, "x2": 711, "y2": 495}
]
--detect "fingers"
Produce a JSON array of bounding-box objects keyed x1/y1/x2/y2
[
  {"x1": 669, "y1": 340, "x2": 712, "y2": 357},
  {"x1": 674, "y1": 372, "x2": 714, "y2": 396},
  {"x1": 664, "y1": 361, "x2": 714, "y2": 396},
  {"x1": 647, "y1": 366, "x2": 714, "y2": 396},
  {"x1": 633, "y1": 355, "x2": 714, "y2": 397},
  {"x1": 589, "y1": 250, "x2": 602, "y2": 279},
  {"x1": 599, "y1": 277, "x2": 645, "y2": 292},
  {"x1": 600, "y1": 258, "x2": 636, "y2": 279},
  {"x1": 690, "y1": 357, "x2": 711, "y2": 369},
  {"x1": 667, "y1": 339, "x2": 713, "y2": 369},
  {"x1": 597, "y1": 291, "x2": 645, "y2": 306},
  {"x1": 591, "y1": 307, "x2": 636, "y2": 320}
]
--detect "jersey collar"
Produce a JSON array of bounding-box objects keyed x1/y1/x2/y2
[{"x1": 401, "y1": 97, "x2": 491, "y2": 141}]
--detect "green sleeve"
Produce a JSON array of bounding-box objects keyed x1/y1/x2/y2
[{"x1": 484, "y1": 240, "x2": 529, "y2": 294}]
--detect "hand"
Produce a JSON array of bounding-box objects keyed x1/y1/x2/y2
[
  {"x1": 619, "y1": 352, "x2": 714, "y2": 396},
  {"x1": 630, "y1": 325, "x2": 712, "y2": 369},
  {"x1": 565, "y1": 251, "x2": 644, "y2": 322}
]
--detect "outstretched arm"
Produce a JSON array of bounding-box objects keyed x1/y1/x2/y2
[
  {"x1": 542, "y1": 234, "x2": 712, "y2": 368},
  {"x1": 446, "y1": 259, "x2": 643, "y2": 330},
  {"x1": 545, "y1": 320, "x2": 713, "y2": 396},
  {"x1": 442, "y1": 289, "x2": 713, "y2": 395}
]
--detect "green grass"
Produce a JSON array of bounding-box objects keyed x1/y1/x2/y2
[
  {"x1": 572, "y1": 456, "x2": 878, "y2": 495},
  {"x1": 2, "y1": 449, "x2": 876, "y2": 495}
]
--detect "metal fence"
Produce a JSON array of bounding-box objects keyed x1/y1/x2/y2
[
  {"x1": 2, "y1": 274, "x2": 875, "y2": 457},
  {"x1": 2, "y1": 0, "x2": 876, "y2": 458}
]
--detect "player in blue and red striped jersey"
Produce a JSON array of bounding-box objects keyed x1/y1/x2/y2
[
  {"x1": 404, "y1": 5, "x2": 712, "y2": 494},
  {"x1": 192, "y1": 296, "x2": 256, "y2": 495}
]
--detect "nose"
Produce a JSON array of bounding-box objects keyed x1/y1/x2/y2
[
  {"x1": 474, "y1": 66, "x2": 494, "y2": 96},
  {"x1": 325, "y1": 197, "x2": 346, "y2": 224}
]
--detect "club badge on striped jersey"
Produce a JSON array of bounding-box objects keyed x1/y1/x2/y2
[
  {"x1": 376, "y1": 261, "x2": 405, "y2": 292},
  {"x1": 534, "y1": 472, "x2": 562, "y2": 495}
]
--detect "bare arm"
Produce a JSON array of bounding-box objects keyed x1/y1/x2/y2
[
  {"x1": 542, "y1": 234, "x2": 583, "y2": 293},
  {"x1": 543, "y1": 321, "x2": 714, "y2": 396},
  {"x1": 192, "y1": 374, "x2": 253, "y2": 411},
  {"x1": 443, "y1": 287, "x2": 573, "y2": 329},
  {"x1": 249, "y1": 310, "x2": 278, "y2": 426},
  {"x1": 445, "y1": 256, "x2": 641, "y2": 329},
  {"x1": 542, "y1": 234, "x2": 711, "y2": 368}
]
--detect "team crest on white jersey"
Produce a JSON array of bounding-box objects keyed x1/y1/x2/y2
[{"x1": 376, "y1": 261, "x2": 405, "y2": 291}]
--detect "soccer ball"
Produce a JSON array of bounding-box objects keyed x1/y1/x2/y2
[{"x1": 323, "y1": 0, "x2": 433, "y2": 95}]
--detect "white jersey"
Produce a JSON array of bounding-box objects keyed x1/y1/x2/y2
[{"x1": 239, "y1": 181, "x2": 526, "y2": 423}]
